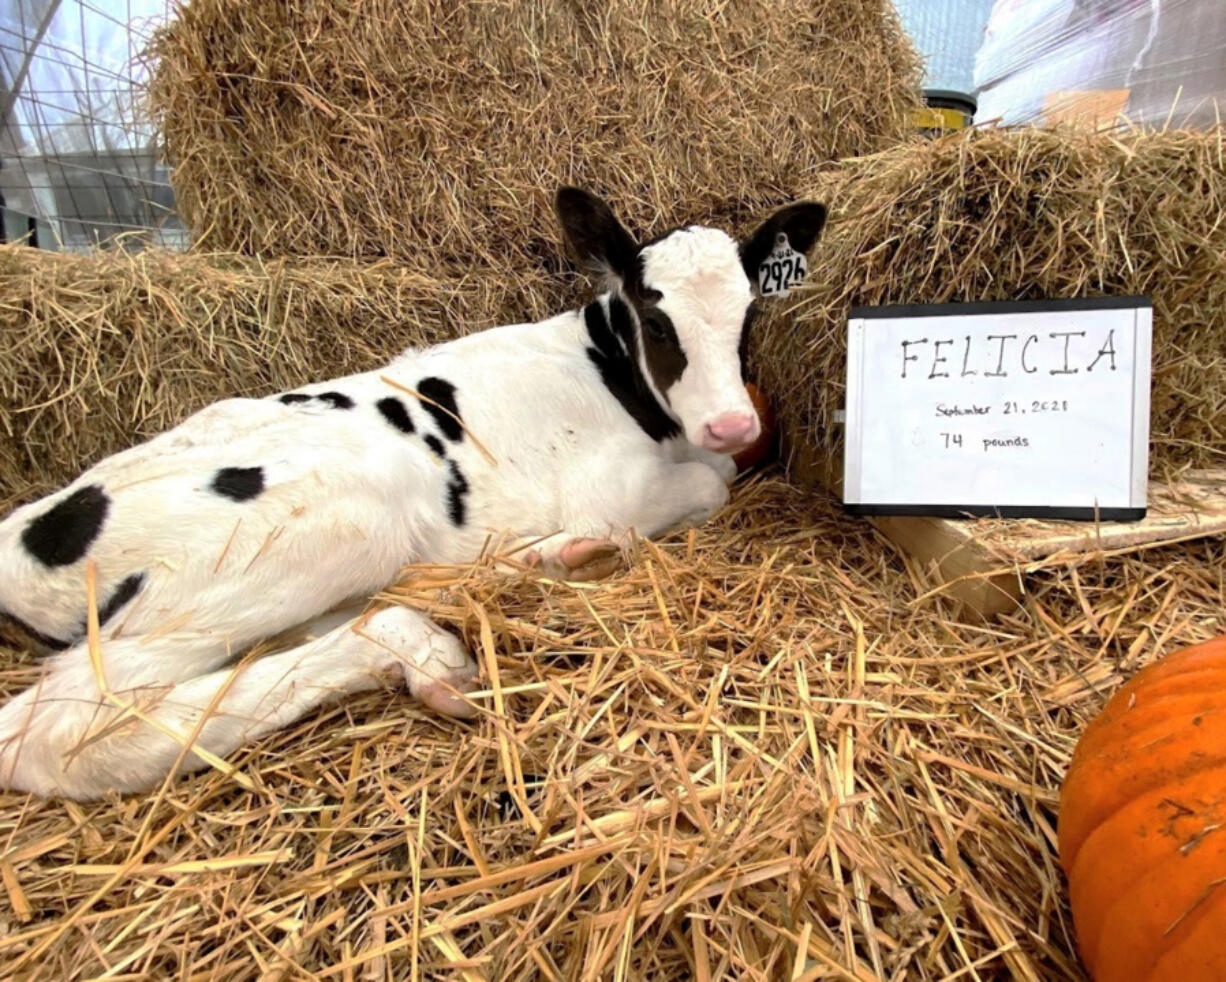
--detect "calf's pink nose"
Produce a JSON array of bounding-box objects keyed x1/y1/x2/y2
[{"x1": 701, "y1": 412, "x2": 759, "y2": 452}]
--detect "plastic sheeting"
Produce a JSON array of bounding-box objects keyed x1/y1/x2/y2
[
  {"x1": 975, "y1": 0, "x2": 1226, "y2": 129},
  {"x1": 0, "y1": 0, "x2": 184, "y2": 250},
  {"x1": 893, "y1": 0, "x2": 996, "y2": 103}
]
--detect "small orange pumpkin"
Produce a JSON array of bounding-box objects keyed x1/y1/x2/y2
[
  {"x1": 1059, "y1": 635, "x2": 1226, "y2": 982},
  {"x1": 734, "y1": 382, "x2": 777, "y2": 472}
]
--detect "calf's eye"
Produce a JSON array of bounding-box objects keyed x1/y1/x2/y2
[{"x1": 643, "y1": 317, "x2": 667, "y2": 342}]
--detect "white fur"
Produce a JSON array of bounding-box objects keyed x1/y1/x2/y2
[
  {"x1": 0, "y1": 225, "x2": 759, "y2": 800},
  {"x1": 639, "y1": 227, "x2": 757, "y2": 447}
]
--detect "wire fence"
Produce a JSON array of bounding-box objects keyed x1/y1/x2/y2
[{"x1": 1, "y1": 0, "x2": 185, "y2": 251}]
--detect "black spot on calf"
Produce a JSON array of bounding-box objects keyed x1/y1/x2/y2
[
  {"x1": 423, "y1": 434, "x2": 446, "y2": 458},
  {"x1": 5, "y1": 615, "x2": 70, "y2": 652},
  {"x1": 377, "y1": 397, "x2": 415, "y2": 434},
  {"x1": 445, "y1": 460, "x2": 470, "y2": 526},
  {"x1": 584, "y1": 300, "x2": 680, "y2": 443},
  {"x1": 98, "y1": 572, "x2": 145, "y2": 627},
  {"x1": 637, "y1": 307, "x2": 687, "y2": 394},
  {"x1": 317, "y1": 391, "x2": 355, "y2": 410},
  {"x1": 281, "y1": 391, "x2": 354, "y2": 410},
  {"x1": 211, "y1": 466, "x2": 265, "y2": 502},
  {"x1": 22, "y1": 484, "x2": 110, "y2": 567},
  {"x1": 417, "y1": 377, "x2": 463, "y2": 442}
]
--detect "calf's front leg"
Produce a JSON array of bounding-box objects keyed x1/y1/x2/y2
[
  {"x1": 0, "y1": 607, "x2": 478, "y2": 799},
  {"x1": 470, "y1": 458, "x2": 733, "y2": 587},
  {"x1": 588, "y1": 458, "x2": 730, "y2": 543},
  {"x1": 636, "y1": 459, "x2": 732, "y2": 538},
  {"x1": 499, "y1": 458, "x2": 732, "y2": 577},
  {"x1": 685, "y1": 445, "x2": 739, "y2": 486}
]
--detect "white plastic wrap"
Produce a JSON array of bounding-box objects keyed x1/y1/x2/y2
[
  {"x1": 893, "y1": 0, "x2": 996, "y2": 103},
  {"x1": 974, "y1": 0, "x2": 1226, "y2": 129}
]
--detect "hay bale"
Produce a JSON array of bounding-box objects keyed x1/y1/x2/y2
[
  {"x1": 0, "y1": 245, "x2": 498, "y2": 503},
  {"x1": 754, "y1": 127, "x2": 1226, "y2": 480},
  {"x1": 147, "y1": 0, "x2": 921, "y2": 267}
]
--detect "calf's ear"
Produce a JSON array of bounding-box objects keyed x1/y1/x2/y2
[
  {"x1": 555, "y1": 187, "x2": 639, "y2": 283},
  {"x1": 740, "y1": 202, "x2": 827, "y2": 285}
]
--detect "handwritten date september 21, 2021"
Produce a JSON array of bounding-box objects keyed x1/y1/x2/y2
[{"x1": 901, "y1": 327, "x2": 1116, "y2": 454}]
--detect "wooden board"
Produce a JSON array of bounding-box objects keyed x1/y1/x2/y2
[
  {"x1": 918, "y1": 469, "x2": 1226, "y2": 561},
  {"x1": 785, "y1": 437, "x2": 1226, "y2": 618}
]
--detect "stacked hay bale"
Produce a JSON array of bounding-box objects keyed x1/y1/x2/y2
[
  {"x1": 0, "y1": 248, "x2": 480, "y2": 502},
  {"x1": 146, "y1": 0, "x2": 921, "y2": 288},
  {"x1": 1, "y1": 0, "x2": 922, "y2": 505},
  {"x1": 754, "y1": 126, "x2": 1226, "y2": 483}
]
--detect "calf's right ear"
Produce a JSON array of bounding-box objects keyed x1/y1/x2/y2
[{"x1": 555, "y1": 187, "x2": 639, "y2": 283}]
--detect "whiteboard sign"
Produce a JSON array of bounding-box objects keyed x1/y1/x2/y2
[{"x1": 842, "y1": 297, "x2": 1152, "y2": 520}]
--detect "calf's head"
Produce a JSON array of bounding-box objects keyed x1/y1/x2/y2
[{"x1": 556, "y1": 188, "x2": 826, "y2": 453}]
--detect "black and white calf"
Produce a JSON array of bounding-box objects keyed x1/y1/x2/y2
[{"x1": 0, "y1": 189, "x2": 826, "y2": 799}]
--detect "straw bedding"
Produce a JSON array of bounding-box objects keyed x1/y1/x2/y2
[
  {"x1": 1, "y1": 473, "x2": 1222, "y2": 979},
  {"x1": 146, "y1": 0, "x2": 921, "y2": 268},
  {"x1": 0, "y1": 246, "x2": 509, "y2": 504},
  {"x1": 754, "y1": 126, "x2": 1226, "y2": 480}
]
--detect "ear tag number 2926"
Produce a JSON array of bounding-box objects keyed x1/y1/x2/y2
[{"x1": 758, "y1": 232, "x2": 807, "y2": 296}]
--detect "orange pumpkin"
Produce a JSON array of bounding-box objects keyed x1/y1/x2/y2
[
  {"x1": 1059, "y1": 635, "x2": 1226, "y2": 981},
  {"x1": 734, "y1": 382, "x2": 777, "y2": 472}
]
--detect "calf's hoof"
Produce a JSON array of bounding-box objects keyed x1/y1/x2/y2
[
  {"x1": 417, "y1": 670, "x2": 482, "y2": 718},
  {"x1": 361, "y1": 607, "x2": 481, "y2": 718},
  {"x1": 526, "y1": 537, "x2": 623, "y2": 582},
  {"x1": 559, "y1": 537, "x2": 623, "y2": 580}
]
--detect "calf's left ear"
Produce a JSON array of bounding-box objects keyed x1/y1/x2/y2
[{"x1": 740, "y1": 202, "x2": 827, "y2": 284}]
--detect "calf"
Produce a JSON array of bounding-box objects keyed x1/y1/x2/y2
[{"x1": 0, "y1": 189, "x2": 826, "y2": 799}]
